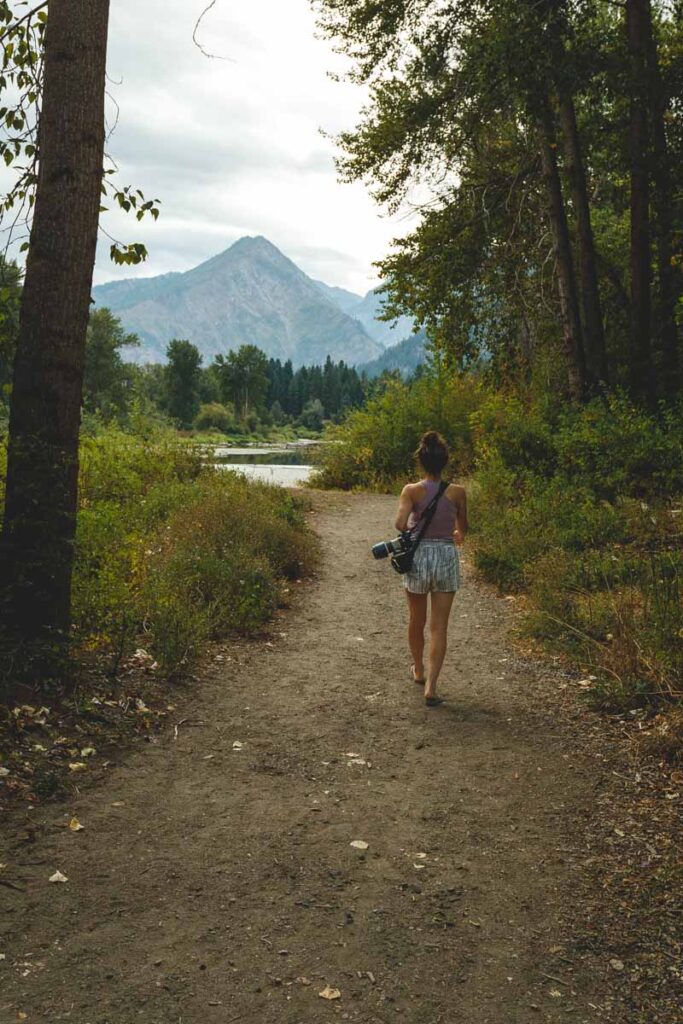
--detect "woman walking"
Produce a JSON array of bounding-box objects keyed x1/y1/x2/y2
[{"x1": 394, "y1": 432, "x2": 467, "y2": 706}]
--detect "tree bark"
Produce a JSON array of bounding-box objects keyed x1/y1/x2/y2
[
  {"x1": 0, "y1": 0, "x2": 110, "y2": 687},
  {"x1": 645, "y1": 12, "x2": 680, "y2": 395},
  {"x1": 538, "y1": 102, "x2": 587, "y2": 400},
  {"x1": 558, "y1": 93, "x2": 609, "y2": 388},
  {"x1": 626, "y1": 0, "x2": 655, "y2": 402}
]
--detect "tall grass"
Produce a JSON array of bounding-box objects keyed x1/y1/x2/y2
[{"x1": 1, "y1": 426, "x2": 316, "y2": 681}]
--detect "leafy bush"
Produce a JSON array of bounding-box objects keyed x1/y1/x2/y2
[
  {"x1": 0, "y1": 427, "x2": 317, "y2": 679},
  {"x1": 244, "y1": 411, "x2": 261, "y2": 434},
  {"x1": 470, "y1": 392, "x2": 683, "y2": 708},
  {"x1": 194, "y1": 402, "x2": 238, "y2": 434},
  {"x1": 78, "y1": 425, "x2": 203, "y2": 504},
  {"x1": 553, "y1": 394, "x2": 683, "y2": 500},
  {"x1": 299, "y1": 398, "x2": 325, "y2": 432},
  {"x1": 469, "y1": 392, "x2": 558, "y2": 477},
  {"x1": 314, "y1": 373, "x2": 484, "y2": 490}
]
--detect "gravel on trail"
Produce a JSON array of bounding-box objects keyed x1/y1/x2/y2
[{"x1": 1, "y1": 492, "x2": 679, "y2": 1023}]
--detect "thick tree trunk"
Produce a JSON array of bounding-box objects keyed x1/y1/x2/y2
[
  {"x1": 558, "y1": 93, "x2": 609, "y2": 388},
  {"x1": 0, "y1": 0, "x2": 110, "y2": 687},
  {"x1": 538, "y1": 103, "x2": 587, "y2": 400},
  {"x1": 645, "y1": 15, "x2": 680, "y2": 395},
  {"x1": 626, "y1": 0, "x2": 655, "y2": 402}
]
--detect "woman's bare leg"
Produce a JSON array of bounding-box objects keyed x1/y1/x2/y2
[
  {"x1": 405, "y1": 591, "x2": 428, "y2": 681},
  {"x1": 425, "y1": 591, "x2": 456, "y2": 698}
]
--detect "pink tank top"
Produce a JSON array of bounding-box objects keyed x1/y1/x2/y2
[{"x1": 407, "y1": 479, "x2": 457, "y2": 540}]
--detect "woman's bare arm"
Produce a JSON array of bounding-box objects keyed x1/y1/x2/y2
[
  {"x1": 450, "y1": 484, "x2": 468, "y2": 545},
  {"x1": 395, "y1": 484, "x2": 416, "y2": 531}
]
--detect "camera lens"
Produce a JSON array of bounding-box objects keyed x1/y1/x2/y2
[{"x1": 371, "y1": 542, "x2": 390, "y2": 559}]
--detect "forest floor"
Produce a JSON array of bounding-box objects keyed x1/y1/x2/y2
[{"x1": 1, "y1": 492, "x2": 681, "y2": 1024}]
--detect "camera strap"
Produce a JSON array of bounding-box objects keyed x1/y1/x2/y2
[{"x1": 389, "y1": 481, "x2": 448, "y2": 575}]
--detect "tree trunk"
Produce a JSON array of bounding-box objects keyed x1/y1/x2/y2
[
  {"x1": 0, "y1": 0, "x2": 110, "y2": 688},
  {"x1": 537, "y1": 102, "x2": 587, "y2": 400},
  {"x1": 645, "y1": 13, "x2": 680, "y2": 395},
  {"x1": 626, "y1": 0, "x2": 655, "y2": 402},
  {"x1": 558, "y1": 93, "x2": 609, "y2": 388}
]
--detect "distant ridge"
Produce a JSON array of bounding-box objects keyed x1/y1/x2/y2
[
  {"x1": 360, "y1": 331, "x2": 427, "y2": 378},
  {"x1": 315, "y1": 279, "x2": 417, "y2": 349},
  {"x1": 347, "y1": 288, "x2": 416, "y2": 349},
  {"x1": 313, "y1": 280, "x2": 363, "y2": 317},
  {"x1": 93, "y1": 236, "x2": 384, "y2": 368}
]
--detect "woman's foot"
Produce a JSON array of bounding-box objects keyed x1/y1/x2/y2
[
  {"x1": 425, "y1": 695, "x2": 444, "y2": 707},
  {"x1": 410, "y1": 665, "x2": 426, "y2": 685}
]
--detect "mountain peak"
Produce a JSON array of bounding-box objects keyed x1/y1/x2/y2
[
  {"x1": 92, "y1": 238, "x2": 384, "y2": 367},
  {"x1": 228, "y1": 234, "x2": 281, "y2": 256}
]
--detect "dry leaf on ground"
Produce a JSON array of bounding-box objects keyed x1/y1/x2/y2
[{"x1": 318, "y1": 986, "x2": 341, "y2": 1000}]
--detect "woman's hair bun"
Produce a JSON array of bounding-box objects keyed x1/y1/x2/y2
[
  {"x1": 421, "y1": 431, "x2": 440, "y2": 449},
  {"x1": 415, "y1": 430, "x2": 449, "y2": 473}
]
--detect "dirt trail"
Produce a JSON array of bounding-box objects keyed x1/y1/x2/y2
[{"x1": 2, "y1": 493, "x2": 610, "y2": 1023}]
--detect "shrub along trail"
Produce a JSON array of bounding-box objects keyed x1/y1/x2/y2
[{"x1": 1, "y1": 493, "x2": 677, "y2": 1023}]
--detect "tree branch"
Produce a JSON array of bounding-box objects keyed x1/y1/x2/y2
[
  {"x1": 193, "y1": 0, "x2": 228, "y2": 61},
  {"x1": 0, "y1": 1, "x2": 48, "y2": 45}
]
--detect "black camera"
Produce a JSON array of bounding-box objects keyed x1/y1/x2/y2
[{"x1": 371, "y1": 531, "x2": 412, "y2": 560}]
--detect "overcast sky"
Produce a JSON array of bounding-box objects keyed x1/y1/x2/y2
[{"x1": 94, "y1": 0, "x2": 406, "y2": 294}]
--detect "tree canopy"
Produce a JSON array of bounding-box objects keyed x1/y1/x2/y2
[
  {"x1": 165, "y1": 339, "x2": 203, "y2": 428},
  {"x1": 314, "y1": 0, "x2": 683, "y2": 402}
]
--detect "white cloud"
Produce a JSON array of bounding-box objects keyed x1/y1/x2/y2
[{"x1": 94, "y1": 0, "x2": 408, "y2": 293}]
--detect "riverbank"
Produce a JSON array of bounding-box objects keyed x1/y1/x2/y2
[
  {"x1": 1, "y1": 492, "x2": 680, "y2": 1023},
  {"x1": 211, "y1": 440, "x2": 319, "y2": 487}
]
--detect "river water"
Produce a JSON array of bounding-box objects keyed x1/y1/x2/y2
[{"x1": 213, "y1": 444, "x2": 315, "y2": 487}]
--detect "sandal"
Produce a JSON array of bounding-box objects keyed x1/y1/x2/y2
[
  {"x1": 410, "y1": 666, "x2": 426, "y2": 685},
  {"x1": 425, "y1": 696, "x2": 444, "y2": 707}
]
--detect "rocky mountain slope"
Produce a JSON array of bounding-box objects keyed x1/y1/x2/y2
[
  {"x1": 315, "y1": 279, "x2": 416, "y2": 349},
  {"x1": 93, "y1": 237, "x2": 384, "y2": 367},
  {"x1": 313, "y1": 280, "x2": 364, "y2": 317},
  {"x1": 347, "y1": 287, "x2": 416, "y2": 349}
]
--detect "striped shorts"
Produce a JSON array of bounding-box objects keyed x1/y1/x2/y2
[{"x1": 403, "y1": 539, "x2": 461, "y2": 594}]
